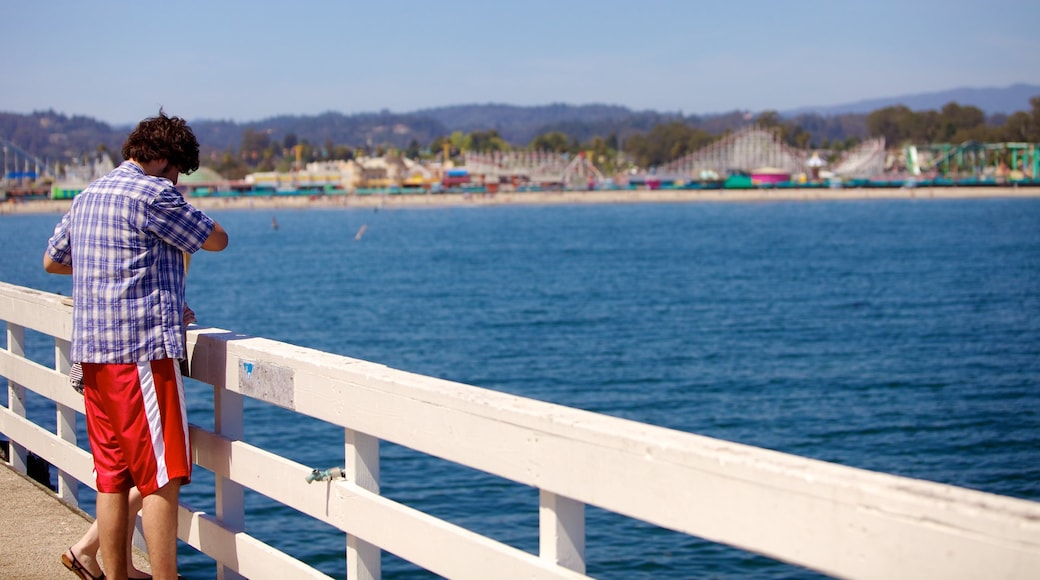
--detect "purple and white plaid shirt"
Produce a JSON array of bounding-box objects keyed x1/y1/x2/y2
[{"x1": 47, "y1": 162, "x2": 215, "y2": 363}]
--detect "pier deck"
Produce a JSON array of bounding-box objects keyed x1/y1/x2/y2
[{"x1": 0, "y1": 463, "x2": 152, "y2": 579}]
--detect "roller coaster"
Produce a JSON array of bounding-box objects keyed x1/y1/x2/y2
[
  {"x1": 645, "y1": 126, "x2": 1039, "y2": 189},
  {"x1": 0, "y1": 137, "x2": 49, "y2": 183},
  {"x1": 464, "y1": 150, "x2": 604, "y2": 190},
  {"x1": 462, "y1": 127, "x2": 895, "y2": 192},
  {"x1": 0, "y1": 136, "x2": 117, "y2": 200}
]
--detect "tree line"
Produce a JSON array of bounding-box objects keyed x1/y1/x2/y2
[
  {"x1": 865, "y1": 98, "x2": 1040, "y2": 145},
  {"x1": 3, "y1": 96, "x2": 1038, "y2": 180},
  {"x1": 211, "y1": 97, "x2": 1040, "y2": 179}
]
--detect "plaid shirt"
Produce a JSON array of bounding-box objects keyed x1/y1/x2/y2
[{"x1": 47, "y1": 162, "x2": 215, "y2": 363}]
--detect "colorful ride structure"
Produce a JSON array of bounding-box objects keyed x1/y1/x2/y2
[
  {"x1": 0, "y1": 136, "x2": 52, "y2": 199},
  {"x1": 641, "y1": 126, "x2": 1040, "y2": 190},
  {"x1": 651, "y1": 126, "x2": 887, "y2": 188},
  {"x1": 907, "y1": 141, "x2": 1040, "y2": 181},
  {"x1": 5, "y1": 128, "x2": 1040, "y2": 201},
  {"x1": 463, "y1": 151, "x2": 605, "y2": 191}
]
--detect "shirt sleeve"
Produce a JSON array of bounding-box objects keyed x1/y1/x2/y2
[
  {"x1": 46, "y1": 210, "x2": 74, "y2": 265},
  {"x1": 144, "y1": 186, "x2": 216, "y2": 254}
]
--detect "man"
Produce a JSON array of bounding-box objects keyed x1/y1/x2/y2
[{"x1": 44, "y1": 110, "x2": 228, "y2": 580}]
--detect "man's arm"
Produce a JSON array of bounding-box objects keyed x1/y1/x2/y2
[
  {"x1": 44, "y1": 211, "x2": 74, "y2": 274},
  {"x1": 201, "y1": 220, "x2": 228, "y2": 251},
  {"x1": 43, "y1": 252, "x2": 73, "y2": 275}
]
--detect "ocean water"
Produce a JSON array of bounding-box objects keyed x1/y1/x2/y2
[{"x1": 2, "y1": 197, "x2": 1039, "y2": 578}]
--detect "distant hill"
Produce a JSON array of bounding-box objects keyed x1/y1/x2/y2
[
  {"x1": 784, "y1": 83, "x2": 1040, "y2": 116},
  {"x1": 213, "y1": 83, "x2": 1038, "y2": 149},
  {"x1": 3, "y1": 83, "x2": 1037, "y2": 163},
  {"x1": 412, "y1": 103, "x2": 681, "y2": 145},
  {"x1": 167, "y1": 105, "x2": 691, "y2": 154}
]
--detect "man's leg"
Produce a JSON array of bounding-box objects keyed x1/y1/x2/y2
[
  {"x1": 142, "y1": 480, "x2": 181, "y2": 579},
  {"x1": 97, "y1": 489, "x2": 130, "y2": 580},
  {"x1": 126, "y1": 487, "x2": 148, "y2": 575}
]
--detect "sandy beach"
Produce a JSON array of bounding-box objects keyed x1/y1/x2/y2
[{"x1": 3, "y1": 186, "x2": 1039, "y2": 216}]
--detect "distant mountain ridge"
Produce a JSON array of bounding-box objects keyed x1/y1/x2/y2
[
  {"x1": 414, "y1": 103, "x2": 684, "y2": 145},
  {"x1": 783, "y1": 83, "x2": 1040, "y2": 116},
  {"x1": 2, "y1": 84, "x2": 1037, "y2": 163},
  {"x1": 182, "y1": 82, "x2": 1040, "y2": 151}
]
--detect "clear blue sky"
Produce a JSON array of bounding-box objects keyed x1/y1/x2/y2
[{"x1": 3, "y1": 0, "x2": 1039, "y2": 126}]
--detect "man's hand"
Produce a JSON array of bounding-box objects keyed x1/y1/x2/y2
[{"x1": 183, "y1": 304, "x2": 196, "y2": 326}]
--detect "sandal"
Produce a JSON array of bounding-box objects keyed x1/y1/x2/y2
[{"x1": 60, "y1": 548, "x2": 105, "y2": 580}]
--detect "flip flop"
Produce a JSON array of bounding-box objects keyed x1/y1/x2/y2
[{"x1": 60, "y1": 548, "x2": 105, "y2": 580}]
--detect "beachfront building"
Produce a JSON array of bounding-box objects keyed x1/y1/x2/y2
[
  {"x1": 352, "y1": 155, "x2": 437, "y2": 192},
  {"x1": 246, "y1": 161, "x2": 351, "y2": 193},
  {"x1": 242, "y1": 155, "x2": 440, "y2": 194}
]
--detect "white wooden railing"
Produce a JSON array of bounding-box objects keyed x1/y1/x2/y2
[{"x1": 2, "y1": 280, "x2": 1039, "y2": 579}]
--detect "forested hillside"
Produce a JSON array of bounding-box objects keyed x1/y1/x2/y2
[
  {"x1": 2, "y1": 84, "x2": 1038, "y2": 177},
  {"x1": 0, "y1": 105, "x2": 872, "y2": 163}
]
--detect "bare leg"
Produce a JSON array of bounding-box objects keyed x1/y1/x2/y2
[
  {"x1": 67, "y1": 487, "x2": 150, "y2": 578},
  {"x1": 125, "y1": 487, "x2": 151, "y2": 577},
  {"x1": 142, "y1": 480, "x2": 181, "y2": 580},
  {"x1": 67, "y1": 519, "x2": 103, "y2": 578},
  {"x1": 97, "y1": 489, "x2": 130, "y2": 580}
]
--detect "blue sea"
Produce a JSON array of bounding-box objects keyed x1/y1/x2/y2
[{"x1": 2, "y1": 197, "x2": 1039, "y2": 578}]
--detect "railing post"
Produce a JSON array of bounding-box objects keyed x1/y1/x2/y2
[
  {"x1": 5, "y1": 322, "x2": 27, "y2": 473},
  {"x1": 55, "y1": 338, "x2": 78, "y2": 506},
  {"x1": 539, "y1": 490, "x2": 585, "y2": 574},
  {"x1": 344, "y1": 428, "x2": 379, "y2": 580},
  {"x1": 214, "y1": 385, "x2": 246, "y2": 580}
]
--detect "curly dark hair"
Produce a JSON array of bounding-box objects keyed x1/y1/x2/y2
[{"x1": 121, "y1": 109, "x2": 200, "y2": 174}]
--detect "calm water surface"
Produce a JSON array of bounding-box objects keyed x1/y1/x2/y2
[{"x1": 2, "y1": 198, "x2": 1039, "y2": 578}]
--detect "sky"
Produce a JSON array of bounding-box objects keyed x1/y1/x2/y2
[{"x1": 3, "y1": 0, "x2": 1039, "y2": 127}]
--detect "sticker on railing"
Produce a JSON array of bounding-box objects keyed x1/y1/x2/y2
[{"x1": 238, "y1": 360, "x2": 295, "y2": 410}]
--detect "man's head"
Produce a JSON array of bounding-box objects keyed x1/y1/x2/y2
[{"x1": 122, "y1": 109, "x2": 200, "y2": 176}]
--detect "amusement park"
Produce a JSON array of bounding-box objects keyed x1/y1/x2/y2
[{"x1": 2, "y1": 126, "x2": 1040, "y2": 202}]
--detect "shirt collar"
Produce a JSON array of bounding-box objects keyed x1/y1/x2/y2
[{"x1": 120, "y1": 160, "x2": 146, "y2": 175}]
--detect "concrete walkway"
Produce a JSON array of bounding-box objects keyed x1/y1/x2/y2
[{"x1": 0, "y1": 463, "x2": 151, "y2": 579}]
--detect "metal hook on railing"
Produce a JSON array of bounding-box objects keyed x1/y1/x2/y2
[{"x1": 306, "y1": 466, "x2": 345, "y2": 484}]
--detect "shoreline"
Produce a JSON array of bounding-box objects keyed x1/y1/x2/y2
[{"x1": 3, "y1": 186, "x2": 1040, "y2": 215}]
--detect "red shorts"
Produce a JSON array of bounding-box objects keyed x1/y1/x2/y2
[{"x1": 81, "y1": 359, "x2": 191, "y2": 496}]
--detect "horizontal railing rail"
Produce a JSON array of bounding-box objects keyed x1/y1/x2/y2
[{"x1": 3, "y1": 280, "x2": 1040, "y2": 579}]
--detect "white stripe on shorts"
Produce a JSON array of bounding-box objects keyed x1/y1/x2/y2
[{"x1": 137, "y1": 361, "x2": 170, "y2": 489}]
